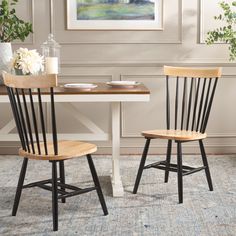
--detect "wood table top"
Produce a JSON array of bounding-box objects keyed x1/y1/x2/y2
[{"x1": 0, "y1": 83, "x2": 150, "y2": 95}]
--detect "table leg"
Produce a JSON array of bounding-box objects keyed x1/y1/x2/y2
[{"x1": 111, "y1": 102, "x2": 124, "y2": 197}]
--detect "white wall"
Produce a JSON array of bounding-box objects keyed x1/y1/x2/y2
[{"x1": 1, "y1": 0, "x2": 236, "y2": 154}]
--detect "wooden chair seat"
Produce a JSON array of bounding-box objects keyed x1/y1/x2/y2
[
  {"x1": 142, "y1": 129, "x2": 207, "y2": 141},
  {"x1": 19, "y1": 140, "x2": 97, "y2": 161}
]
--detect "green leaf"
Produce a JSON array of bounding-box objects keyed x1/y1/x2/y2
[
  {"x1": 0, "y1": 0, "x2": 32, "y2": 42},
  {"x1": 10, "y1": 9, "x2": 15, "y2": 14}
]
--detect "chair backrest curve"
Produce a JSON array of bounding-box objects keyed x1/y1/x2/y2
[
  {"x1": 164, "y1": 66, "x2": 222, "y2": 78},
  {"x1": 2, "y1": 71, "x2": 57, "y2": 88}
]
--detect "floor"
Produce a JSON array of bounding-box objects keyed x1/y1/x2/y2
[{"x1": 0, "y1": 154, "x2": 235, "y2": 236}]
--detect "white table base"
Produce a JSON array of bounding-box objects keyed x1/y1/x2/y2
[{"x1": 111, "y1": 102, "x2": 124, "y2": 196}]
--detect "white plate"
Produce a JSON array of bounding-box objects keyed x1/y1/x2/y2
[
  {"x1": 63, "y1": 83, "x2": 97, "y2": 90},
  {"x1": 106, "y1": 81, "x2": 140, "y2": 88}
]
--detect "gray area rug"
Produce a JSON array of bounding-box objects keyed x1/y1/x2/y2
[{"x1": 0, "y1": 154, "x2": 235, "y2": 236}]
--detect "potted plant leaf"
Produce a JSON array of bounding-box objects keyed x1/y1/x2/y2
[
  {"x1": 206, "y1": 1, "x2": 236, "y2": 60},
  {"x1": 0, "y1": 0, "x2": 33, "y2": 83}
]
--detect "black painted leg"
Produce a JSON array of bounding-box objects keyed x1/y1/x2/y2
[
  {"x1": 59, "y1": 161, "x2": 66, "y2": 203},
  {"x1": 52, "y1": 161, "x2": 58, "y2": 231},
  {"x1": 12, "y1": 158, "x2": 28, "y2": 216},
  {"x1": 177, "y1": 142, "x2": 183, "y2": 204},
  {"x1": 133, "y1": 138, "x2": 151, "y2": 194},
  {"x1": 199, "y1": 140, "x2": 213, "y2": 191},
  {"x1": 87, "y1": 154, "x2": 108, "y2": 216},
  {"x1": 164, "y1": 140, "x2": 172, "y2": 183}
]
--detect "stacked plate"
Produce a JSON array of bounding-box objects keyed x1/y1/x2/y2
[
  {"x1": 63, "y1": 83, "x2": 97, "y2": 91},
  {"x1": 106, "y1": 81, "x2": 140, "y2": 88}
]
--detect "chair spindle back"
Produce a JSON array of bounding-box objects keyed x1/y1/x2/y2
[
  {"x1": 164, "y1": 66, "x2": 222, "y2": 134},
  {"x1": 3, "y1": 72, "x2": 58, "y2": 156}
]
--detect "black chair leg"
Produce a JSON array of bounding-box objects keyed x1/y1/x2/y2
[
  {"x1": 52, "y1": 161, "x2": 58, "y2": 231},
  {"x1": 133, "y1": 138, "x2": 151, "y2": 194},
  {"x1": 59, "y1": 160, "x2": 66, "y2": 203},
  {"x1": 12, "y1": 158, "x2": 28, "y2": 216},
  {"x1": 87, "y1": 154, "x2": 108, "y2": 216},
  {"x1": 199, "y1": 140, "x2": 213, "y2": 191},
  {"x1": 164, "y1": 140, "x2": 172, "y2": 183},
  {"x1": 177, "y1": 142, "x2": 183, "y2": 204}
]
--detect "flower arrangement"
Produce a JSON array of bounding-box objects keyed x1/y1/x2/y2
[{"x1": 10, "y1": 48, "x2": 44, "y2": 75}]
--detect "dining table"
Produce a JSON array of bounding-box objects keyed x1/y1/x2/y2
[{"x1": 0, "y1": 82, "x2": 150, "y2": 197}]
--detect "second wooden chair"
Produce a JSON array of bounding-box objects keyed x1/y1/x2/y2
[{"x1": 133, "y1": 66, "x2": 222, "y2": 203}]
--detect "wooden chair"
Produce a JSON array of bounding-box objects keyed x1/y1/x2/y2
[
  {"x1": 2, "y1": 72, "x2": 108, "y2": 231},
  {"x1": 133, "y1": 66, "x2": 222, "y2": 203}
]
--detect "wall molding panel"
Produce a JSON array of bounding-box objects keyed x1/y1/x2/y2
[
  {"x1": 198, "y1": 0, "x2": 226, "y2": 45},
  {"x1": 13, "y1": 0, "x2": 35, "y2": 45}
]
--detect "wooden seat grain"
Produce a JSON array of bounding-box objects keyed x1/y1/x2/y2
[
  {"x1": 19, "y1": 140, "x2": 97, "y2": 161},
  {"x1": 142, "y1": 129, "x2": 207, "y2": 141}
]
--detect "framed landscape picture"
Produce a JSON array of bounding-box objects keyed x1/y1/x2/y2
[{"x1": 66, "y1": 0, "x2": 163, "y2": 30}]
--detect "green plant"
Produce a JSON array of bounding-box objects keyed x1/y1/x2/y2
[
  {"x1": 0, "y1": 0, "x2": 33, "y2": 42},
  {"x1": 206, "y1": 1, "x2": 236, "y2": 60}
]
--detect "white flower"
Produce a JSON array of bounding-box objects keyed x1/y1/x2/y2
[{"x1": 10, "y1": 48, "x2": 44, "y2": 75}]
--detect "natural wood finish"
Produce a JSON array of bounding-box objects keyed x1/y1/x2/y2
[
  {"x1": 164, "y1": 66, "x2": 222, "y2": 78},
  {"x1": 0, "y1": 82, "x2": 150, "y2": 95},
  {"x1": 142, "y1": 129, "x2": 207, "y2": 141},
  {"x1": 19, "y1": 140, "x2": 97, "y2": 160},
  {"x1": 2, "y1": 72, "x2": 58, "y2": 89}
]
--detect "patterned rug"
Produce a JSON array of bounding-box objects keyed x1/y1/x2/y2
[{"x1": 0, "y1": 154, "x2": 235, "y2": 236}]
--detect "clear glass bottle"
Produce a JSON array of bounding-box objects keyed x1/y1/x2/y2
[{"x1": 41, "y1": 34, "x2": 61, "y2": 74}]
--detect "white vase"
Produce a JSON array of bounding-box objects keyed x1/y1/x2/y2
[{"x1": 0, "y1": 42, "x2": 12, "y2": 85}]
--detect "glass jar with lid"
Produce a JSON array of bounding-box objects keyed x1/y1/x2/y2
[{"x1": 41, "y1": 34, "x2": 60, "y2": 74}]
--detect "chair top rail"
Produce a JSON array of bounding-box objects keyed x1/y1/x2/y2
[
  {"x1": 2, "y1": 72, "x2": 57, "y2": 89},
  {"x1": 164, "y1": 66, "x2": 222, "y2": 78}
]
